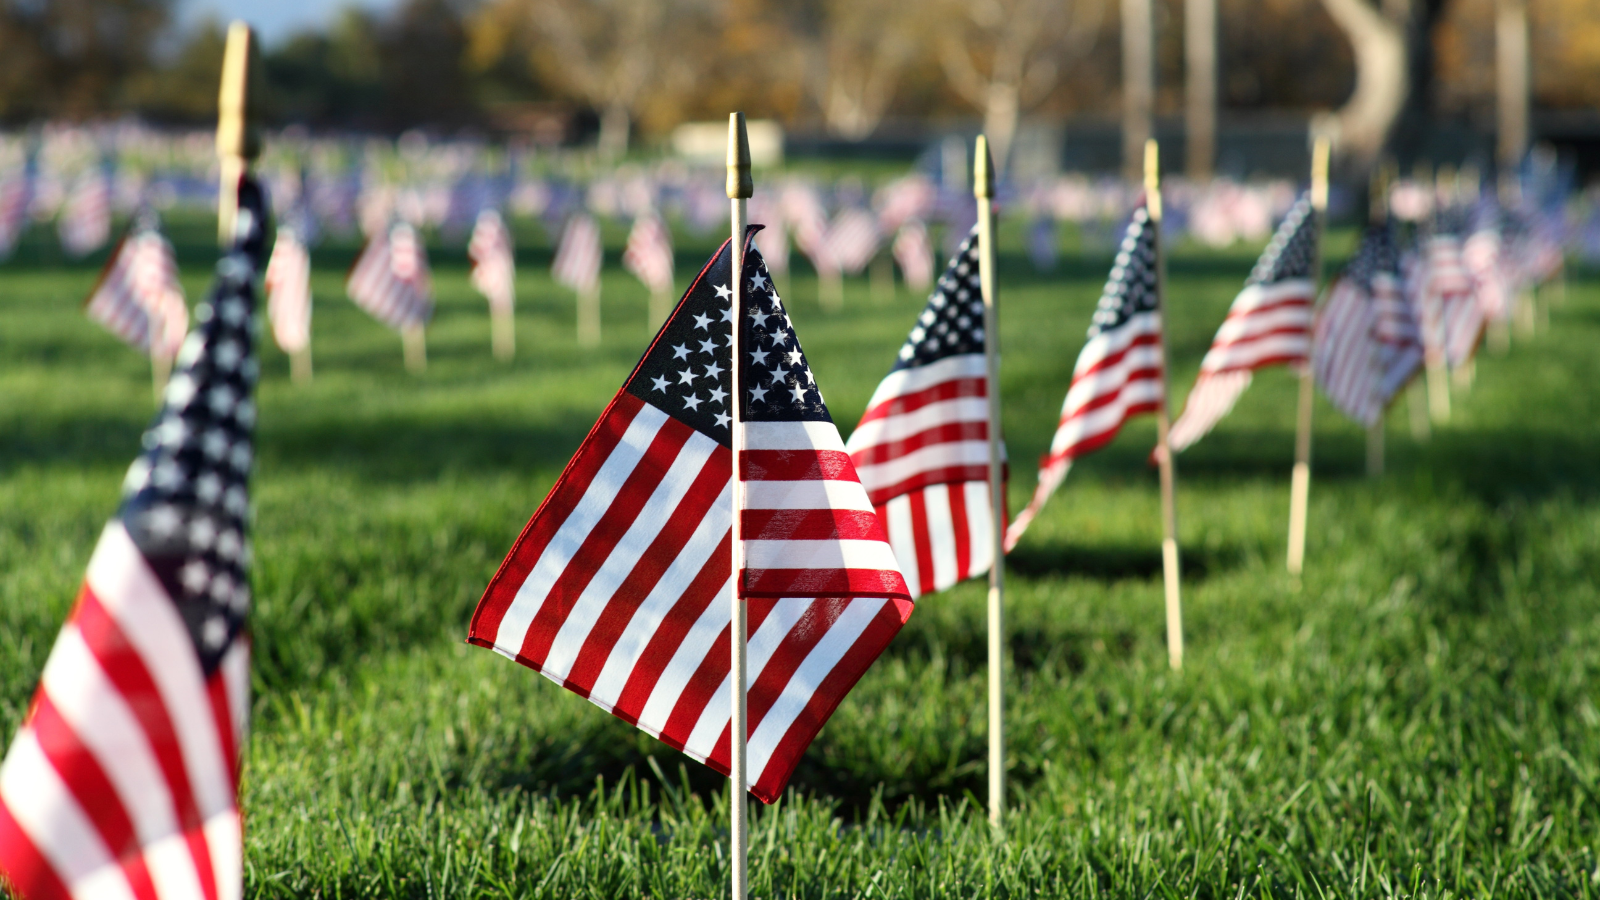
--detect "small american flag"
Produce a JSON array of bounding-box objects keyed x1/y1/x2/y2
[
  {"x1": 1167, "y1": 193, "x2": 1318, "y2": 453},
  {"x1": 347, "y1": 222, "x2": 433, "y2": 331},
  {"x1": 1463, "y1": 201, "x2": 1509, "y2": 324},
  {"x1": 1007, "y1": 205, "x2": 1165, "y2": 550},
  {"x1": 552, "y1": 213, "x2": 602, "y2": 296},
  {"x1": 468, "y1": 209, "x2": 516, "y2": 315},
  {"x1": 468, "y1": 229, "x2": 912, "y2": 804},
  {"x1": 1353, "y1": 224, "x2": 1422, "y2": 403},
  {"x1": 1416, "y1": 232, "x2": 1476, "y2": 370},
  {"x1": 845, "y1": 229, "x2": 1000, "y2": 598},
  {"x1": 0, "y1": 167, "x2": 32, "y2": 257},
  {"x1": 891, "y1": 220, "x2": 934, "y2": 293},
  {"x1": 0, "y1": 176, "x2": 265, "y2": 900},
  {"x1": 1313, "y1": 235, "x2": 1383, "y2": 427},
  {"x1": 621, "y1": 212, "x2": 673, "y2": 296},
  {"x1": 85, "y1": 226, "x2": 188, "y2": 359},
  {"x1": 265, "y1": 227, "x2": 312, "y2": 354},
  {"x1": 58, "y1": 168, "x2": 112, "y2": 258},
  {"x1": 824, "y1": 208, "x2": 882, "y2": 275}
]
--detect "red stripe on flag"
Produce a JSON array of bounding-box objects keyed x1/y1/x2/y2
[
  {"x1": 907, "y1": 491, "x2": 936, "y2": 597},
  {"x1": 745, "y1": 568, "x2": 913, "y2": 599},
  {"x1": 848, "y1": 421, "x2": 988, "y2": 467},
  {"x1": 740, "y1": 449, "x2": 855, "y2": 482},
  {"x1": 0, "y1": 800, "x2": 76, "y2": 900},
  {"x1": 862, "y1": 464, "x2": 992, "y2": 508},
  {"x1": 947, "y1": 483, "x2": 973, "y2": 582},
  {"x1": 741, "y1": 509, "x2": 885, "y2": 542},
  {"x1": 857, "y1": 376, "x2": 987, "y2": 425},
  {"x1": 470, "y1": 393, "x2": 647, "y2": 643},
  {"x1": 656, "y1": 600, "x2": 779, "y2": 752},
  {"x1": 1073, "y1": 333, "x2": 1163, "y2": 380}
]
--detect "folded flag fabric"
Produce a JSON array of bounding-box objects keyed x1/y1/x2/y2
[
  {"x1": 468, "y1": 209, "x2": 516, "y2": 314},
  {"x1": 0, "y1": 175, "x2": 266, "y2": 900},
  {"x1": 264, "y1": 227, "x2": 312, "y2": 355},
  {"x1": 85, "y1": 225, "x2": 187, "y2": 359},
  {"x1": 552, "y1": 213, "x2": 602, "y2": 295},
  {"x1": 468, "y1": 228, "x2": 912, "y2": 804},
  {"x1": 845, "y1": 228, "x2": 1000, "y2": 599},
  {"x1": 1166, "y1": 193, "x2": 1318, "y2": 453},
  {"x1": 622, "y1": 212, "x2": 673, "y2": 296},
  {"x1": 347, "y1": 222, "x2": 432, "y2": 331},
  {"x1": 1006, "y1": 204, "x2": 1165, "y2": 550}
]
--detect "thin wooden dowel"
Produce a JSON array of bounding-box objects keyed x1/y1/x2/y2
[
  {"x1": 290, "y1": 347, "x2": 312, "y2": 385},
  {"x1": 402, "y1": 325, "x2": 427, "y2": 373},
  {"x1": 491, "y1": 306, "x2": 515, "y2": 361},
  {"x1": 578, "y1": 285, "x2": 601, "y2": 348},
  {"x1": 152, "y1": 352, "x2": 172, "y2": 403},
  {"x1": 1287, "y1": 135, "x2": 1329, "y2": 578},
  {"x1": 1407, "y1": 378, "x2": 1431, "y2": 441},
  {"x1": 726, "y1": 112, "x2": 752, "y2": 900},
  {"x1": 974, "y1": 135, "x2": 1006, "y2": 834},
  {"x1": 1145, "y1": 139, "x2": 1184, "y2": 671},
  {"x1": 648, "y1": 288, "x2": 671, "y2": 333}
]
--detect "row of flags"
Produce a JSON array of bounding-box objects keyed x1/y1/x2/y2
[{"x1": 11, "y1": 138, "x2": 1571, "y2": 900}]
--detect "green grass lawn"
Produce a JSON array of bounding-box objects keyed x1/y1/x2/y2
[{"x1": 2, "y1": 211, "x2": 1599, "y2": 899}]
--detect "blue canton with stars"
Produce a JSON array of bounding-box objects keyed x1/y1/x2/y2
[
  {"x1": 1088, "y1": 206, "x2": 1161, "y2": 339},
  {"x1": 1247, "y1": 192, "x2": 1320, "y2": 287},
  {"x1": 117, "y1": 175, "x2": 268, "y2": 675},
  {"x1": 625, "y1": 226, "x2": 833, "y2": 446},
  {"x1": 891, "y1": 227, "x2": 985, "y2": 371}
]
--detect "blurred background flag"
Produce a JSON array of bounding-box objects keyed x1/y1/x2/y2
[
  {"x1": 552, "y1": 212, "x2": 602, "y2": 296},
  {"x1": 57, "y1": 166, "x2": 111, "y2": 259},
  {"x1": 0, "y1": 174, "x2": 265, "y2": 900},
  {"x1": 0, "y1": 164, "x2": 32, "y2": 259},
  {"x1": 264, "y1": 226, "x2": 312, "y2": 356},
  {"x1": 467, "y1": 231, "x2": 911, "y2": 804},
  {"x1": 622, "y1": 211, "x2": 674, "y2": 298},
  {"x1": 468, "y1": 208, "x2": 516, "y2": 316},
  {"x1": 891, "y1": 220, "x2": 934, "y2": 293},
  {"x1": 1313, "y1": 235, "x2": 1384, "y2": 427},
  {"x1": 1166, "y1": 193, "x2": 1319, "y2": 453},
  {"x1": 346, "y1": 221, "x2": 433, "y2": 333},
  {"x1": 1006, "y1": 204, "x2": 1165, "y2": 550},
  {"x1": 85, "y1": 224, "x2": 187, "y2": 361},
  {"x1": 845, "y1": 229, "x2": 1001, "y2": 599},
  {"x1": 1362, "y1": 223, "x2": 1425, "y2": 403}
]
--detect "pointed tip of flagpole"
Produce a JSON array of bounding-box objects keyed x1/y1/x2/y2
[
  {"x1": 727, "y1": 113, "x2": 753, "y2": 200},
  {"x1": 216, "y1": 22, "x2": 260, "y2": 164},
  {"x1": 1142, "y1": 139, "x2": 1162, "y2": 222},
  {"x1": 974, "y1": 135, "x2": 994, "y2": 200}
]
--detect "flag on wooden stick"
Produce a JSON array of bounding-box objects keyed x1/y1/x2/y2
[
  {"x1": 1313, "y1": 239, "x2": 1383, "y2": 427},
  {"x1": 552, "y1": 213, "x2": 602, "y2": 296},
  {"x1": 1006, "y1": 205, "x2": 1164, "y2": 550},
  {"x1": 85, "y1": 225, "x2": 188, "y2": 360},
  {"x1": 58, "y1": 168, "x2": 112, "y2": 258},
  {"x1": 467, "y1": 229, "x2": 912, "y2": 804},
  {"x1": 1166, "y1": 194, "x2": 1319, "y2": 452},
  {"x1": 845, "y1": 229, "x2": 1002, "y2": 598},
  {"x1": 0, "y1": 174, "x2": 266, "y2": 900},
  {"x1": 468, "y1": 209, "x2": 516, "y2": 316},
  {"x1": 347, "y1": 222, "x2": 433, "y2": 332},
  {"x1": 1362, "y1": 224, "x2": 1423, "y2": 403},
  {"x1": 265, "y1": 227, "x2": 312, "y2": 355},
  {"x1": 622, "y1": 211, "x2": 674, "y2": 297}
]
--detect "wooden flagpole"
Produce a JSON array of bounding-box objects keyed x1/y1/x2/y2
[
  {"x1": 291, "y1": 347, "x2": 313, "y2": 384},
  {"x1": 1287, "y1": 136, "x2": 1330, "y2": 577},
  {"x1": 1366, "y1": 165, "x2": 1391, "y2": 477},
  {"x1": 1145, "y1": 140, "x2": 1184, "y2": 671},
  {"x1": 492, "y1": 306, "x2": 515, "y2": 361},
  {"x1": 974, "y1": 135, "x2": 1007, "y2": 833},
  {"x1": 211, "y1": 23, "x2": 257, "y2": 398},
  {"x1": 402, "y1": 324, "x2": 427, "y2": 373},
  {"x1": 578, "y1": 283, "x2": 601, "y2": 347},
  {"x1": 726, "y1": 111, "x2": 752, "y2": 900}
]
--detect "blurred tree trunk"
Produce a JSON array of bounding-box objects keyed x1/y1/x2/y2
[
  {"x1": 1184, "y1": 0, "x2": 1216, "y2": 179},
  {"x1": 1121, "y1": 0, "x2": 1153, "y2": 180},
  {"x1": 1495, "y1": 0, "x2": 1529, "y2": 169},
  {"x1": 1316, "y1": 0, "x2": 1451, "y2": 172}
]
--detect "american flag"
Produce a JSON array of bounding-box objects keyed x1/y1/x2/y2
[
  {"x1": 0, "y1": 167, "x2": 33, "y2": 258},
  {"x1": 1167, "y1": 193, "x2": 1318, "y2": 453},
  {"x1": 552, "y1": 213, "x2": 602, "y2": 296},
  {"x1": 265, "y1": 227, "x2": 312, "y2": 355},
  {"x1": 1416, "y1": 232, "x2": 1477, "y2": 370},
  {"x1": 58, "y1": 169, "x2": 112, "y2": 259},
  {"x1": 1006, "y1": 205, "x2": 1165, "y2": 550},
  {"x1": 621, "y1": 212, "x2": 674, "y2": 296},
  {"x1": 347, "y1": 222, "x2": 433, "y2": 331},
  {"x1": 1004, "y1": 206, "x2": 1158, "y2": 550},
  {"x1": 468, "y1": 209, "x2": 516, "y2": 315},
  {"x1": 891, "y1": 220, "x2": 934, "y2": 293},
  {"x1": 1358, "y1": 224, "x2": 1422, "y2": 403},
  {"x1": 467, "y1": 228, "x2": 912, "y2": 804},
  {"x1": 1463, "y1": 201, "x2": 1509, "y2": 324},
  {"x1": 85, "y1": 227, "x2": 188, "y2": 360},
  {"x1": 1312, "y1": 233, "x2": 1383, "y2": 427},
  {"x1": 824, "y1": 209, "x2": 882, "y2": 275},
  {"x1": 844, "y1": 229, "x2": 1000, "y2": 599},
  {"x1": 0, "y1": 176, "x2": 265, "y2": 900}
]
